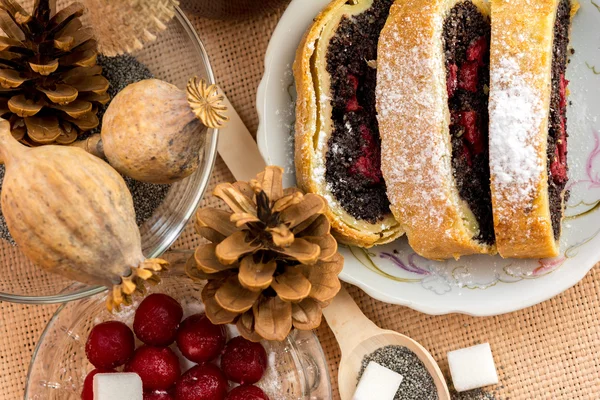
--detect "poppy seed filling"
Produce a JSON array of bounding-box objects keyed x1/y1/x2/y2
[
  {"x1": 443, "y1": 1, "x2": 494, "y2": 245},
  {"x1": 324, "y1": 0, "x2": 394, "y2": 224}
]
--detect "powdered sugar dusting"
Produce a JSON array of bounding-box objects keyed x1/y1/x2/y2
[
  {"x1": 489, "y1": 57, "x2": 545, "y2": 202},
  {"x1": 376, "y1": 7, "x2": 455, "y2": 230}
]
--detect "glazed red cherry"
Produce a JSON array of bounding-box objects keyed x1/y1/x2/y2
[
  {"x1": 225, "y1": 385, "x2": 270, "y2": 400},
  {"x1": 134, "y1": 293, "x2": 183, "y2": 346},
  {"x1": 220, "y1": 337, "x2": 267, "y2": 384},
  {"x1": 125, "y1": 345, "x2": 181, "y2": 391},
  {"x1": 144, "y1": 390, "x2": 175, "y2": 400},
  {"x1": 85, "y1": 321, "x2": 135, "y2": 369},
  {"x1": 176, "y1": 314, "x2": 226, "y2": 363},
  {"x1": 175, "y1": 364, "x2": 228, "y2": 400},
  {"x1": 81, "y1": 368, "x2": 115, "y2": 400}
]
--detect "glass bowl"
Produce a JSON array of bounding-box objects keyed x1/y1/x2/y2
[
  {"x1": 24, "y1": 257, "x2": 333, "y2": 400},
  {"x1": 0, "y1": 5, "x2": 219, "y2": 304}
]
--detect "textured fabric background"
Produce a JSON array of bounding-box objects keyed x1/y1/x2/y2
[{"x1": 3, "y1": 2, "x2": 600, "y2": 399}]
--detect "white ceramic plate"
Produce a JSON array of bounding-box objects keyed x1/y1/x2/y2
[{"x1": 257, "y1": 0, "x2": 600, "y2": 316}]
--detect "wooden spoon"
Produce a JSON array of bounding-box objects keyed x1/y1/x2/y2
[{"x1": 322, "y1": 286, "x2": 450, "y2": 400}]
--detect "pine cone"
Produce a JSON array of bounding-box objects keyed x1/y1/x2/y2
[
  {"x1": 186, "y1": 166, "x2": 344, "y2": 342},
  {"x1": 0, "y1": 0, "x2": 109, "y2": 145}
]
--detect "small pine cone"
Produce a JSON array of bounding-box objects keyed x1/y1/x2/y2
[{"x1": 0, "y1": 0, "x2": 109, "y2": 145}]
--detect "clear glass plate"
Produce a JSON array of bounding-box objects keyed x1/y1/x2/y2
[
  {"x1": 25, "y1": 258, "x2": 332, "y2": 400},
  {"x1": 0, "y1": 5, "x2": 219, "y2": 304}
]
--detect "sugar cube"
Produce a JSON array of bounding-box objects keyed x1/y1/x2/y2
[
  {"x1": 93, "y1": 372, "x2": 143, "y2": 400},
  {"x1": 352, "y1": 361, "x2": 404, "y2": 400},
  {"x1": 448, "y1": 343, "x2": 498, "y2": 392}
]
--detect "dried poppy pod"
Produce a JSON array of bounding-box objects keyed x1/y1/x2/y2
[
  {"x1": 73, "y1": 77, "x2": 228, "y2": 184},
  {"x1": 0, "y1": 119, "x2": 167, "y2": 310},
  {"x1": 186, "y1": 166, "x2": 344, "y2": 342}
]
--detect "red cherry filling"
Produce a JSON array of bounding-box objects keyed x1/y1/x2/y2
[
  {"x1": 134, "y1": 293, "x2": 183, "y2": 346},
  {"x1": 220, "y1": 337, "x2": 268, "y2": 385},
  {"x1": 176, "y1": 313, "x2": 227, "y2": 363},
  {"x1": 458, "y1": 61, "x2": 479, "y2": 93},
  {"x1": 345, "y1": 96, "x2": 360, "y2": 112},
  {"x1": 85, "y1": 321, "x2": 135, "y2": 369},
  {"x1": 81, "y1": 368, "x2": 115, "y2": 400},
  {"x1": 225, "y1": 385, "x2": 270, "y2": 400},
  {"x1": 345, "y1": 74, "x2": 362, "y2": 112},
  {"x1": 559, "y1": 73, "x2": 569, "y2": 110},
  {"x1": 460, "y1": 111, "x2": 484, "y2": 155},
  {"x1": 144, "y1": 390, "x2": 175, "y2": 400},
  {"x1": 175, "y1": 364, "x2": 228, "y2": 400},
  {"x1": 551, "y1": 73, "x2": 569, "y2": 184},
  {"x1": 467, "y1": 35, "x2": 488, "y2": 65},
  {"x1": 125, "y1": 345, "x2": 181, "y2": 391},
  {"x1": 348, "y1": 125, "x2": 382, "y2": 184}
]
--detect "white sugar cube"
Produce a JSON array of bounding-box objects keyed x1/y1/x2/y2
[
  {"x1": 93, "y1": 372, "x2": 143, "y2": 400},
  {"x1": 352, "y1": 361, "x2": 403, "y2": 400},
  {"x1": 448, "y1": 343, "x2": 498, "y2": 392}
]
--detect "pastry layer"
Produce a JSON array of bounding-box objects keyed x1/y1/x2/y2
[
  {"x1": 325, "y1": 0, "x2": 393, "y2": 224},
  {"x1": 444, "y1": 0, "x2": 494, "y2": 245},
  {"x1": 376, "y1": 0, "x2": 494, "y2": 260},
  {"x1": 488, "y1": 0, "x2": 577, "y2": 259},
  {"x1": 294, "y1": 0, "x2": 404, "y2": 248}
]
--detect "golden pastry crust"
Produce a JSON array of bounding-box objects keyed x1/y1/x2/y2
[
  {"x1": 488, "y1": 0, "x2": 577, "y2": 259},
  {"x1": 294, "y1": 0, "x2": 404, "y2": 248},
  {"x1": 376, "y1": 0, "x2": 494, "y2": 260}
]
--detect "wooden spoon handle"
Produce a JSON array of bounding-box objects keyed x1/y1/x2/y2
[{"x1": 322, "y1": 286, "x2": 381, "y2": 356}]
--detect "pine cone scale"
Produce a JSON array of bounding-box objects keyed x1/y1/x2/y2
[
  {"x1": 253, "y1": 296, "x2": 293, "y2": 342},
  {"x1": 238, "y1": 256, "x2": 276, "y2": 291},
  {"x1": 195, "y1": 243, "x2": 238, "y2": 274},
  {"x1": 215, "y1": 276, "x2": 261, "y2": 314},
  {"x1": 271, "y1": 266, "x2": 312, "y2": 302}
]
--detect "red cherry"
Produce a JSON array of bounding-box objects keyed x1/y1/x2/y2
[
  {"x1": 467, "y1": 36, "x2": 489, "y2": 65},
  {"x1": 81, "y1": 368, "x2": 115, "y2": 400},
  {"x1": 125, "y1": 345, "x2": 180, "y2": 391},
  {"x1": 176, "y1": 314, "x2": 226, "y2": 363},
  {"x1": 86, "y1": 321, "x2": 135, "y2": 369},
  {"x1": 175, "y1": 364, "x2": 228, "y2": 400},
  {"x1": 447, "y1": 63, "x2": 458, "y2": 98},
  {"x1": 134, "y1": 293, "x2": 183, "y2": 346},
  {"x1": 220, "y1": 337, "x2": 267, "y2": 385},
  {"x1": 459, "y1": 111, "x2": 484, "y2": 155},
  {"x1": 348, "y1": 125, "x2": 382, "y2": 184},
  {"x1": 144, "y1": 390, "x2": 175, "y2": 400},
  {"x1": 225, "y1": 385, "x2": 270, "y2": 400},
  {"x1": 550, "y1": 147, "x2": 567, "y2": 184},
  {"x1": 345, "y1": 96, "x2": 361, "y2": 112},
  {"x1": 458, "y1": 61, "x2": 479, "y2": 93}
]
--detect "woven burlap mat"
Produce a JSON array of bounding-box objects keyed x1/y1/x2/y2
[{"x1": 3, "y1": 3, "x2": 600, "y2": 399}]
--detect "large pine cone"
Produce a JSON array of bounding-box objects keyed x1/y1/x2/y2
[{"x1": 186, "y1": 166, "x2": 344, "y2": 342}]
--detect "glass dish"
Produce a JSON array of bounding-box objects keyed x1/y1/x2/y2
[
  {"x1": 179, "y1": 0, "x2": 290, "y2": 19},
  {"x1": 0, "y1": 5, "x2": 219, "y2": 304},
  {"x1": 24, "y1": 259, "x2": 333, "y2": 400}
]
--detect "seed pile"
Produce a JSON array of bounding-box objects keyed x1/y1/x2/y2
[
  {"x1": 0, "y1": 55, "x2": 170, "y2": 244},
  {"x1": 359, "y1": 345, "x2": 439, "y2": 400},
  {"x1": 452, "y1": 388, "x2": 497, "y2": 400}
]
